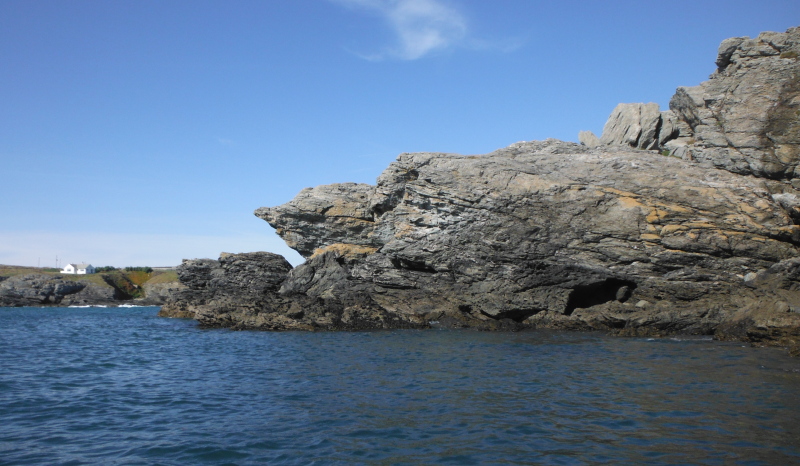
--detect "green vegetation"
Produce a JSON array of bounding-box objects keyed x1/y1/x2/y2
[
  {"x1": 77, "y1": 272, "x2": 117, "y2": 288},
  {"x1": 102, "y1": 272, "x2": 141, "y2": 299},
  {"x1": 0, "y1": 265, "x2": 52, "y2": 277},
  {"x1": 146, "y1": 270, "x2": 179, "y2": 284},
  {"x1": 661, "y1": 149, "x2": 671, "y2": 157},
  {"x1": 125, "y1": 266, "x2": 153, "y2": 273},
  {"x1": 127, "y1": 270, "x2": 152, "y2": 287}
]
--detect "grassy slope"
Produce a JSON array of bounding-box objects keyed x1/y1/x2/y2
[{"x1": 145, "y1": 271, "x2": 179, "y2": 284}]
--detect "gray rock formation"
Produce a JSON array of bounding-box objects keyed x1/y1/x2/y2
[
  {"x1": 598, "y1": 103, "x2": 663, "y2": 150},
  {"x1": 594, "y1": 26, "x2": 800, "y2": 182},
  {"x1": 161, "y1": 27, "x2": 800, "y2": 354},
  {"x1": 670, "y1": 28, "x2": 800, "y2": 179},
  {"x1": 578, "y1": 130, "x2": 601, "y2": 148},
  {"x1": 139, "y1": 280, "x2": 186, "y2": 305},
  {"x1": 159, "y1": 251, "x2": 423, "y2": 330},
  {"x1": 159, "y1": 252, "x2": 296, "y2": 323}
]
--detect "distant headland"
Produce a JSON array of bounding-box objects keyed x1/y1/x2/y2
[{"x1": 0, "y1": 264, "x2": 183, "y2": 307}]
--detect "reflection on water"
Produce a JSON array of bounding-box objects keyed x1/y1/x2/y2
[{"x1": 0, "y1": 306, "x2": 798, "y2": 464}]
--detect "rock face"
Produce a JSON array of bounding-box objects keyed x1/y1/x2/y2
[
  {"x1": 159, "y1": 251, "x2": 424, "y2": 330},
  {"x1": 139, "y1": 280, "x2": 186, "y2": 305},
  {"x1": 159, "y1": 252, "x2": 293, "y2": 323},
  {"x1": 670, "y1": 28, "x2": 800, "y2": 179},
  {"x1": 598, "y1": 103, "x2": 676, "y2": 150},
  {"x1": 587, "y1": 26, "x2": 800, "y2": 181},
  {"x1": 162, "y1": 27, "x2": 800, "y2": 353}
]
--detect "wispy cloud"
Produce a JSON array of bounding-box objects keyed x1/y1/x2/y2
[{"x1": 332, "y1": 0, "x2": 468, "y2": 60}]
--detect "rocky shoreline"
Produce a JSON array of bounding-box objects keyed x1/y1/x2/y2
[
  {"x1": 0, "y1": 272, "x2": 184, "y2": 307},
  {"x1": 102, "y1": 27, "x2": 800, "y2": 355}
]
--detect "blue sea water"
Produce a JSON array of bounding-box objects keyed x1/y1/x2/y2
[{"x1": 0, "y1": 306, "x2": 799, "y2": 465}]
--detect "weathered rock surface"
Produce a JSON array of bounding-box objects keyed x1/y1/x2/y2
[
  {"x1": 593, "y1": 26, "x2": 800, "y2": 181},
  {"x1": 159, "y1": 251, "x2": 425, "y2": 330},
  {"x1": 597, "y1": 103, "x2": 664, "y2": 150},
  {"x1": 162, "y1": 27, "x2": 800, "y2": 354},
  {"x1": 578, "y1": 130, "x2": 601, "y2": 148},
  {"x1": 670, "y1": 28, "x2": 800, "y2": 179},
  {"x1": 138, "y1": 280, "x2": 186, "y2": 305}
]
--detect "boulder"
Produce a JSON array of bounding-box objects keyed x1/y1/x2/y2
[
  {"x1": 578, "y1": 130, "x2": 601, "y2": 148},
  {"x1": 599, "y1": 103, "x2": 664, "y2": 150}
]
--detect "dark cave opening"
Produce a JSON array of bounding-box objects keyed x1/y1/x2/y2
[
  {"x1": 390, "y1": 257, "x2": 437, "y2": 273},
  {"x1": 564, "y1": 278, "x2": 636, "y2": 315},
  {"x1": 487, "y1": 308, "x2": 541, "y2": 323}
]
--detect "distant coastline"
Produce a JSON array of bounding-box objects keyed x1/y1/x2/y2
[{"x1": 0, "y1": 264, "x2": 183, "y2": 307}]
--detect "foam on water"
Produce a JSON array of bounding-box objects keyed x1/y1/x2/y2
[{"x1": 1, "y1": 306, "x2": 799, "y2": 465}]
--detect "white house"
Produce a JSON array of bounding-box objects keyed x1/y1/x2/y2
[{"x1": 61, "y1": 263, "x2": 96, "y2": 275}]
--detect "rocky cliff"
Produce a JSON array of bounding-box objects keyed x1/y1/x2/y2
[{"x1": 162, "y1": 27, "x2": 800, "y2": 354}]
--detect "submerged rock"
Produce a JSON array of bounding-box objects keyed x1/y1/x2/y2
[{"x1": 164, "y1": 27, "x2": 800, "y2": 354}]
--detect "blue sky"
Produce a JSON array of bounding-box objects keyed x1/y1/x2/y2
[{"x1": 1, "y1": 0, "x2": 798, "y2": 268}]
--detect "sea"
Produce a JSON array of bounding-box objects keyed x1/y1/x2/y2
[{"x1": 0, "y1": 306, "x2": 798, "y2": 465}]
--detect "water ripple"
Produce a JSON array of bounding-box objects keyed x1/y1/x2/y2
[{"x1": 1, "y1": 307, "x2": 799, "y2": 464}]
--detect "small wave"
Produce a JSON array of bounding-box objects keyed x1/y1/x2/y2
[{"x1": 67, "y1": 305, "x2": 108, "y2": 308}]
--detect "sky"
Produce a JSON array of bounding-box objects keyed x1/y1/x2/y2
[{"x1": 1, "y1": 0, "x2": 798, "y2": 268}]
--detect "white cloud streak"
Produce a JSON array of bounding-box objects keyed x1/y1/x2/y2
[{"x1": 333, "y1": 0, "x2": 467, "y2": 60}]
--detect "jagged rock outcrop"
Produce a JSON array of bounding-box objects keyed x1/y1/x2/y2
[
  {"x1": 598, "y1": 103, "x2": 665, "y2": 150},
  {"x1": 163, "y1": 27, "x2": 800, "y2": 354},
  {"x1": 671, "y1": 28, "x2": 800, "y2": 179},
  {"x1": 164, "y1": 252, "x2": 292, "y2": 320},
  {"x1": 159, "y1": 251, "x2": 425, "y2": 330},
  {"x1": 586, "y1": 26, "x2": 800, "y2": 181},
  {"x1": 578, "y1": 130, "x2": 601, "y2": 148},
  {"x1": 582, "y1": 104, "x2": 688, "y2": 153}
]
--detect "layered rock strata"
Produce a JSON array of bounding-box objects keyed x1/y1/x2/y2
[{"x1": 162, "y1": 27, "x2": 800, "y2": 354}]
